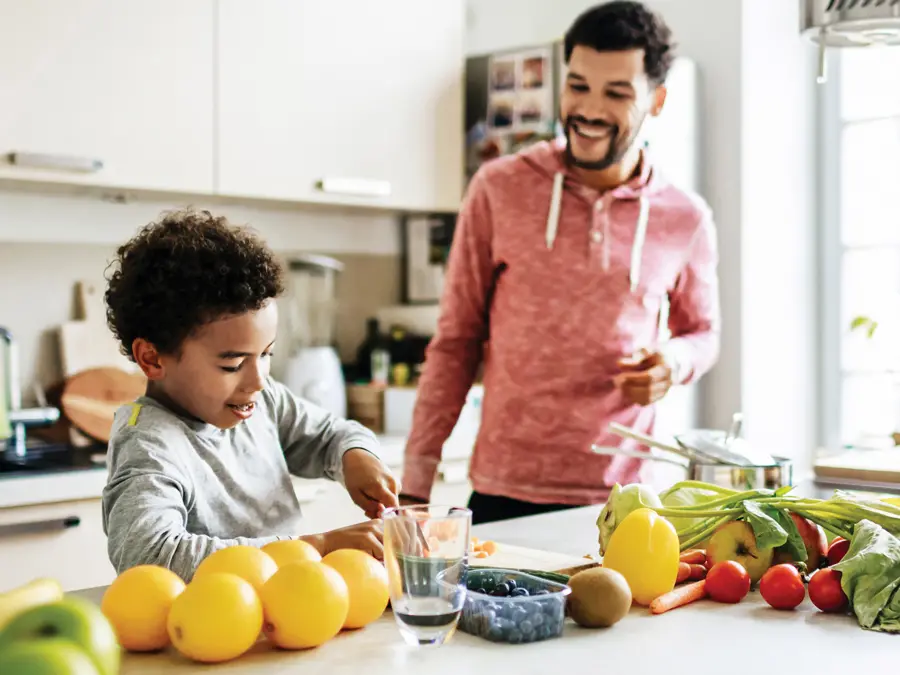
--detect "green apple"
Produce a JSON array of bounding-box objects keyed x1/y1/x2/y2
[
  {"x1": 0, "y1": 637, "x2": 100, "y2": 675},
  {"x1": 706, "y1": 520, "x2": 774, "y2": 584},
  {"x1": 0, "y1": 597, "x2": 119, "y2": 675}
]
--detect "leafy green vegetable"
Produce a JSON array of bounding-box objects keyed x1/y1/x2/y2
[
  {"x1": 659, "y1": 484, "x2": 722, "y2": 534},
  {"x1": 832, "y1": 520, "x2": 900, "y2": 633},
  {"x1": 767, "y1": 507, "x2": 808, "y2": 562},
  {"x1": 597, "y1": 483, "x2": 662, "y2": 555},
  {"x1": 740, "y1": 501, "x2": 807, "y2": 561}
]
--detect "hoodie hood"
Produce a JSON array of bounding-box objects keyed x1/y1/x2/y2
[{"x1": 517, "y1": 137, "x2": 665, "y2": 292}]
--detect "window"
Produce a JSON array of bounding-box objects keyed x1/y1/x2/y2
[{"x1": 820, "y1": 46, "x2": 900, "y2": 449}]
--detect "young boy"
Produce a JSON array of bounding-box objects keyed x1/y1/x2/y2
[{"x1": 100, "y1": 208, "x2": 399, "y2": 582}]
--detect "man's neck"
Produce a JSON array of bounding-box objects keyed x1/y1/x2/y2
[{"x1": 571, "y1": 146, "x2": 643, "y2": 193}]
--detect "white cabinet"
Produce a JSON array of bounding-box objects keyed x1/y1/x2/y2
[
  {"x1": 0, "y1": 499, "x2": 115, "y2": 592},
  {"x1": 0, "y1": 0, "x2": 214, "y2": 194},
  {"x1": 216, "y1": 0, "x2": 465, "y2": 212}
]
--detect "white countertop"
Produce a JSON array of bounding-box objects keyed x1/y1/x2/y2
[{"x1": 70, "y1": 507, "x2": 895, "y2": 674}]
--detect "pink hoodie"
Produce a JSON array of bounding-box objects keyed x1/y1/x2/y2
[{"x1": 401, "y1": 138, "x2": 721, "y2": 506}]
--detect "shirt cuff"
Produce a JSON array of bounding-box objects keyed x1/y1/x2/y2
[{"x1": 400, "y1": 455, "x2": 440, "y2": 502}]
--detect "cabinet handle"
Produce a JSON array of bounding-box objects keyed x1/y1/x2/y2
[
  {"x1": 0, "y1": 516, "x2": 81, "y2": 537},
  {"x1": 7, "y1": 152, "x2": 103, "y2": 173},
  {"x1": 315, "y1": 177, "x2": 391, "y2": 198}
]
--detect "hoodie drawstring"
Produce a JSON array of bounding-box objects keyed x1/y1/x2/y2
[
  {"x1": 629, "y1": 196, "x2": 650, "y2": 292},
  {"x1": 545, "y1": 171, "x2": 564, "y2": 250},
  {"x1": 545, "y1": 176, "x2": 650, "y2": 294}
]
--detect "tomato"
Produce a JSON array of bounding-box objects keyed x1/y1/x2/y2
[
  {"x1": 826, "y1": 537, "x2": 850, "y2": 566},
  {"x1": 759, "y1": 564, "x2": 806, "y2": 610},
  {"x1": 705, "y1": 561, "x2": 751, "y2": 604},
  {"x1": 602, "y1": 508, "x2": 680, "y2": 606},
  {"x1": 808, "y1": 568, "x2": 848, "y2": 613}
]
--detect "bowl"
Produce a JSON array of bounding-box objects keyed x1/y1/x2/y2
[{"x1": 458, "y1": 568, "x2": 570, "y2": 644}]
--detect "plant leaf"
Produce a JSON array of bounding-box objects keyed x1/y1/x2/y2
[
  {"x1": 768, "y1": 507, "x2": 808, "y2": 562},
  {"x1": 741, "y1": 501, "x2": 789, "y2": 551}
]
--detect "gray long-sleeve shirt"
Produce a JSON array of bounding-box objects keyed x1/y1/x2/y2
[{"x1": 101, "y1": 377, "x2": 380, "y2": 581}]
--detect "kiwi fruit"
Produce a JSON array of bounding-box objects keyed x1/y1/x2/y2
[{"x1": 567, "y1": 567, "x2": 632, "y2": 628}]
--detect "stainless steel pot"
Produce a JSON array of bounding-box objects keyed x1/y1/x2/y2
[{"x1": 590, "y1": 444, "x2": 795, "y2": 491}]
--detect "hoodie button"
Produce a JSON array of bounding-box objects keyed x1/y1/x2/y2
[{"x1": 590, "y1": 230, "x2": 603, "y2": 243}]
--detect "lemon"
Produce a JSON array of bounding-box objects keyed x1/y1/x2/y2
[
  {"x1": 167, "y1": 572, "x2": 262, "y2": 663},
  {"x1": 100, "y1": 565, "x2": 186, "y2": 652},
  {"x1": 193, "y1": 545, "x2": 277, "y2": 594},
  {"x1": 322, "y1": 549, "x2": 389, "y2": 629},
  {"x1": 260, "y1": 561, "x2": 349, "y2": 649},
  {"x1": 261, "y1": 539, "x2": 322, "y2": 567}
]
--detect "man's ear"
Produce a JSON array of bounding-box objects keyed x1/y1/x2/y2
[
  {"x1": 650, "y1": 84, "x2": 667, "y2": 117},
  {"x1": 133, "y1": 338, "x2": 165, "y2": 380}
]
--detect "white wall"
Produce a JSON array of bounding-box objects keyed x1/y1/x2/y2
[{"x1": 466, "y1": 0, "x2": 820, "y2": 469}]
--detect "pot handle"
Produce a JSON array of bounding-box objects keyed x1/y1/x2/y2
[{"x1": 590, "y1": 444, "x2": 689, "y2": 468}]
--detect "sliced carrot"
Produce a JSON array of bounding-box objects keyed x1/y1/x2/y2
[
  {"x1": 676, "y1": 562, "x2": 691, "y2": 584},
  {"x1": 679, "y1": 549, "x2": 706, "y2": 565},
  {"x1": 689, "y1": 564, "x2": 707, "y2": 581},
  {"x1": 649, "y1": 580, "x2": 708, "y2": 615},
  {"x1": 472, "y1": 550, "x2": 489, "y2": 559},
  {"x1": 481, "y1": 541, "x2": 498, "y2": 555}
]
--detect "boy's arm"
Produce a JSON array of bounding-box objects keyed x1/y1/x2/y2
[
  {"x1": 268, "y1": 378, "x2": 397, "y2": 517},
  {"x1": 102, "y1": 447, "x2": 286, "y2": 582},
  {"x1": 268, "y1": 377, "x2": 380, "y2": 483}
]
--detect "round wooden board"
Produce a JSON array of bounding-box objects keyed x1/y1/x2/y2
[{"x1": 60, "y1": 367, "x2": 147, "y2": 443}]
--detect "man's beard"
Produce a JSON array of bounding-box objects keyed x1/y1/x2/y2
[{"x1": 563, "y1": 114, "x2": 645, "y2": 171}]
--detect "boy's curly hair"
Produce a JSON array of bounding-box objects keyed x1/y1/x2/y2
[{"x1": 105, "y1": 208, "x2": 285, "y2": 358}]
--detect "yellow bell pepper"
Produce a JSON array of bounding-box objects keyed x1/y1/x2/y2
[{"x1": 601, "y1": 507, "x2": 680, "y2": 606}]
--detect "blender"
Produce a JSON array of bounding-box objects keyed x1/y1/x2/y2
[{"x1": 282, "y1": 254, "x2": 347, "y2": 418}]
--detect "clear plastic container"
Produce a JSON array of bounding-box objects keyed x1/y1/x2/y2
[{"x1": 458, "y1": 568, "x2": 571, "y2": 644}]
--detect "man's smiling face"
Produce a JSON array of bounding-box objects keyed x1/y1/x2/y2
[{"x1": 560, "y1": 45, "x2": 665, "y2": 171}]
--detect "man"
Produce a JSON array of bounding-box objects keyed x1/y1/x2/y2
[{"x1": 400, "y1": 1, "x2": 721, "y2": 524}]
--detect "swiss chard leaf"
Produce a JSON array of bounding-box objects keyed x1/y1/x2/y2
[
  {"x1": 741, "y1": 501, "x2": 789, "y2": 551},
  {"x1": 767, "y1": 507, "x2": 808, "y2": 563}
]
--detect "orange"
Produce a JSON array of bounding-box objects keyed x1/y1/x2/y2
[
  {"x1": 193, "y1": 545, "x2": 277, "y2": 594},
  {"x1": 261, "y1": 539, "x2": 322, "y2": 567},
  {"x1": 259, "y1": 561, "x2": 349, "y2": 649},
  {"x1": 167, "y1": 572, "x2": 263, "y2": 663},
  {"x1": 101, "y1": 565, "x2": 186, "y2": 652},
  {"x1": 322, "y1": 549, "x2": 390, "y2": 629}
]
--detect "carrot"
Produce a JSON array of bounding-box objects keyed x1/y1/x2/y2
[
  {"x1": 649, "y1": 580, "x2": 708, "y2": 615},
  {"x1": 689, "y1": 564, "x2": 707, "y2": 580},
  {"x1": 679, "y1": 549, "x2": 706, "y2": 565},
  {"x1": 472, "y1": 550, "x2": 489, "y2": 559},
  {"x1": 676, "y1": 562, "x2": 691, "y2": 583}
]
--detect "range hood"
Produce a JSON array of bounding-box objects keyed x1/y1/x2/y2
[{"x1": 801, "y1": 0, "x2": 900, "y2": 82}]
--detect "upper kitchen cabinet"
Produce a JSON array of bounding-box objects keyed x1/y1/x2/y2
[
  {"x1": 0, "y1": 0, "x2": 214, "y2": 194},
  {"x1": 216, "y1": 0, "x2": 465, "y2": 212}
]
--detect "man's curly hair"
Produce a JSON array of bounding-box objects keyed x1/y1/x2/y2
[
  {"x1": 564, "y1": 1, "x2": 676, "y2": 85},
  {"x1": 105, "y1": 208, "x2": 285, "y2": 358}
]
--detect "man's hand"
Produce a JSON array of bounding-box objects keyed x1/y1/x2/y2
[
  {"x1": 342, "y1": 448, "x2": 400, "y2": 519},
  {"x1": 614, "y1": 349, "x2": 673, "y2": 406},
  {"x1": 309, "y1": 520, "x2": 384, "y2": 560}
]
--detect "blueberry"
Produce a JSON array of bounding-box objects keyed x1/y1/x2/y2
[
  {"x1": 506, "y1": 579, "x2": 517, "y2": 591},
  {"x1": 507, "y1": 630, "x2": 523, "y2": 644},
  {"x1": 495, "y1": 617, "x2": 515, "y2": 633},
  {"x1": 531, "y1": 613, "x2": 545, "y2": 627},
  {"x1": 511, "y1": 607, "x2": 529, "y2": 624},
  {"x1": 487, "y1": 626, "x2": 504, "y2": 642},
  {"x1": 482, "y1": 609, "x2": 497, "y2": 626},
  {"x1": 511, "y1": 587, "x2": 530, "y2": 597},
  {"x1": 519, "y1": 619, "x2": 534, "y2": 635},
  {"x1": 474, "y1": 587, "x2": 487, "y2": 595},
  {"x1": 535, "y1": 589, "x2": 551, "y2": 595},
  {"x1": 491, "y1": 587, "x2": 508, "y2": 597}
]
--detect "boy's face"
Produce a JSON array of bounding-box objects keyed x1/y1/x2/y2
[{"x1": 145, "y1": 300, "x2": 279, "y2": 429}]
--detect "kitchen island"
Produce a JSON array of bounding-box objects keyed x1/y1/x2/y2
[{"x1": 72, "y1": 506, "x2": 894, "y2": 675}]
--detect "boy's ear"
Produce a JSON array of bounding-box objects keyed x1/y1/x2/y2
[{"x1": 133, "y1": 338, "x2": 165, "y2": 380}]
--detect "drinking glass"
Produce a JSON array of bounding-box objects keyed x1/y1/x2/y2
[{"x1": 383, "y1": 504, "x2": 472, "y2": 647}]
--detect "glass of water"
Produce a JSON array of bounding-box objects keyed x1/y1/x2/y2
[{"x1": 383, "y1": 504, "x2": 472, "y2": 647}]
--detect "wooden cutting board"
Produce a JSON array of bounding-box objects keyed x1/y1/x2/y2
[
  {"x1": 814, "y1": 449, "x2": 900, "y2": 485},
  {"x1": 58, "y1": 280, "x2": 139, "y2": 378},
  {"x1": 470, "y1": 543, "x2": 598, "y2": 575},
  {"x1": 60, "y1": 367, "x2": 146, "y2": 443}
]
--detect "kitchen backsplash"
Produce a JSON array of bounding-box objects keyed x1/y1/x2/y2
[{"x1": 0, "y1": 194, "x2": 403, "y2": 400}]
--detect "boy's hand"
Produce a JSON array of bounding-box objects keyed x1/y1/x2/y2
[
  {"x1": 316, "y1": 520, "x2": 385, "y2": 560},
  {"x1": 342, "y1": 448, "x2": 400, "y2": 519}
]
